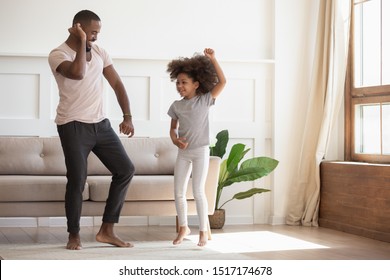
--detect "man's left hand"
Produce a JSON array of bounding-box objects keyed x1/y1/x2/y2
[{"x1": 119, "y1": 119, "x2": 134, "y2": 137}]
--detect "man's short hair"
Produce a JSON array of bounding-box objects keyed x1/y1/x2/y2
[{"x1": 72, "y1": 10, "x2": 100, "y2": 26}]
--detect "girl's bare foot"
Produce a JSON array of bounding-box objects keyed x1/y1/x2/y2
[
  {"x1": 67, "y1": 233, "x2": 82, "y2": 250},
  {"x1": 198, "y1": 231, "x2": 208, "y2": 247},
  {"x1": 96, "y1": 222, "x2": 133, "y2": 248},
  {"x1": 173, "y1": 226, "x2": 191, "y2": 245}
]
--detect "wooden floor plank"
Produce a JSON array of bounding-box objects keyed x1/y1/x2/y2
[{"x1": 0, "y1": 225, "x2": 389, "y2": 259}]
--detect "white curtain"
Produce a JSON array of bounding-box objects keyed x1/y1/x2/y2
[{"x1": 286, "y1": 0, "x2": 352, "y2": 226}]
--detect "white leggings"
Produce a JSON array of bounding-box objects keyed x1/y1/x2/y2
[{"x1": 174, "y1": 146, "x2": 209, "y2": 232}]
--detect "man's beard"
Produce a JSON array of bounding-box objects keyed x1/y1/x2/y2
[{"x1": 86, "y1": 45, "x2": 92, "y2": 52}]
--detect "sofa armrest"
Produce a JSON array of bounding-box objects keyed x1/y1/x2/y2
[{"x1": 205, "y1": 156, "x2": 221, "y2": 214}]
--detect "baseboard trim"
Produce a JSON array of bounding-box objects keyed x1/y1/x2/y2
[{"x1": 0, "y1": 214, "x2": 282, "y2": 227}]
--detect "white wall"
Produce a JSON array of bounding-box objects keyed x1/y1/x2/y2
[
  {"x1": 0, "y1": 0, "x2": 274, "y2": 60},
  {"x1": 0, "y1": 0, "x2": 343, "y2": 227}
]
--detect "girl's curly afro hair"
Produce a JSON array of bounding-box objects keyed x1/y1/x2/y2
[{"x1": 167, "y1": 53, "x2": 218, "y2": 94}]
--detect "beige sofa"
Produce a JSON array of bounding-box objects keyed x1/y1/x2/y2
[{"x1": 0, "y1": 137, "x2": 220, "y2": 227}]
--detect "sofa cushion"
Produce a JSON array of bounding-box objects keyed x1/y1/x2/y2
[
  {"x1": 0, "y1": 137, "x2": 177, "y2": 176},
  {"x1": 87, "y1": 137, "x2": 177, "y2": 175},
  {"x1": 87, "y1": 175, "x2": 194, "y2": 202},
  {"x1": 0, "y1": 176, "x2": 89, "y2": 202},
  {"x1": 0, "y1": 137, "x2": 66, "y2": 175}
]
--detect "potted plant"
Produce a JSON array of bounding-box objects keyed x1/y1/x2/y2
[{"x1": 208, "y1": 130, "x2": 279, "y2": 229}]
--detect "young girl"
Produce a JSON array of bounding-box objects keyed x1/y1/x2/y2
[{"x1": 167, "y1": 48, "x2": 226, "y2": 246}]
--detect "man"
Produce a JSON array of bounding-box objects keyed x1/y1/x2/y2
[{"x1": 48, "y1": 10, "x2": 135, "y2": 250}]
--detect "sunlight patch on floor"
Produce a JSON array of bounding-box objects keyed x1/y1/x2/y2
[{"x1": 187, "y1": 231, "x2": 328, "y2": 253}]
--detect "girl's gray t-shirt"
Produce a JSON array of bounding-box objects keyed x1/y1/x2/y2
[{"x1": 167, "y1": 92, "x2": 215, "y2": 149}]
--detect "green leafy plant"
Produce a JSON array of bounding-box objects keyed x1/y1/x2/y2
[{"x1": 210, "y1": 129, "x2": 279, "y2": 210}]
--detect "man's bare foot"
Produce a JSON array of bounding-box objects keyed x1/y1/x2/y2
[
  {"x1": 198, "y1": 231, "x2": 208, "y2": 247},
  {"x1": 67, "y1": 233, "x2": 82, "y2": 250},
  {"x1": 96, "y1": 222, "x2": 133, "y2": 248},
  {"x1": 173, "y1": 226, "x2": 191, "y2": 245}
]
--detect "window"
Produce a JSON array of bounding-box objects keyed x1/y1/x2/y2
[{"x1": 346, "y1": 0, "x2": 390, "y2": 163}]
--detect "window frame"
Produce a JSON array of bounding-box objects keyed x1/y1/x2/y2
[{"x1": 345, "y1": 0, "x2": 390, "y2": 164}]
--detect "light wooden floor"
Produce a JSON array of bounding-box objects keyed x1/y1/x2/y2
[{"x1": 0, "y1": 224, "x2": 389, "y2": 260}]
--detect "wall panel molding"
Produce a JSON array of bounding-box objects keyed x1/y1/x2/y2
[
  {"x1": 0, "y1": 73, "x2": 40, "y2": 119},
  {"x1": 0, "y1": 54, "x2": 275, "y2": 225}
]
